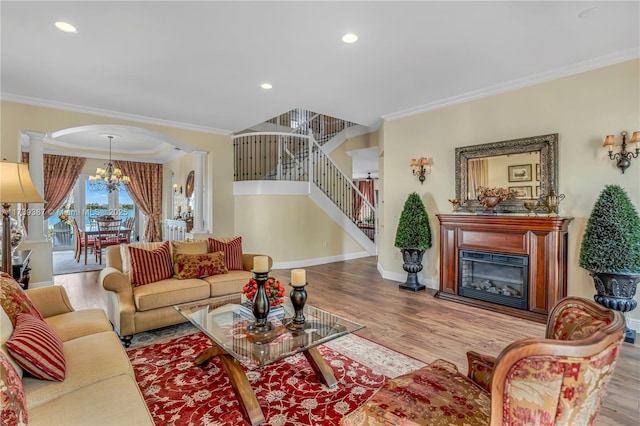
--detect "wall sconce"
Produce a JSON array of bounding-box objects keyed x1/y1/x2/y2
[
  {"x1": 410, "y1": 157, "x2": 431, "y2": 184},
  {"x1": 173, "y1": 183, "x2": 183, "y2": 195},
  {"x1": 603, "y1": 131, "x2": 639, "y2": 174}
]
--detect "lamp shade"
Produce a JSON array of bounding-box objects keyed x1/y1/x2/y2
[
  {"x1": 603, "y1": 135, "x2": 616, "y2": 147},
  {"x1": 0, "y1": 160, "x2": 46, "y2": 203}
]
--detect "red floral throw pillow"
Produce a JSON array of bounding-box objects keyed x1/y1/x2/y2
[
  {"x1": 207, "y1": 237, "x2": 243, "y2": 270},
  {"x1": 0, "y1": 272, "x2": 43, "y2": 327},
  {"x1": 5, "y1": 313, "x2": 66, "y2": 381},
  {"x1": 0, "y1": 351, "x2": 28, "y2": 425},
  {"x1": 129, "y1": 241, "x2": 173, "y2": 286},
  {"x1": 174, "y1": 252, "x2": 228, "y2": 279}
]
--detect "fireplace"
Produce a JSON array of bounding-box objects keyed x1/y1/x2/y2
[{"x1": 459, "y1": 250, "x2": 528, "y2": 310}]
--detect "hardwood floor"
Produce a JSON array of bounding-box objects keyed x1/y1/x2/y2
[{"x1": 54, "y1": 256, "x2": 639, "y2": 425}]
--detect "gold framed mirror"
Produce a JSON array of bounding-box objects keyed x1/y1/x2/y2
[{"x1": 455, "y1": 134, "x2": 558, "y2": 213}]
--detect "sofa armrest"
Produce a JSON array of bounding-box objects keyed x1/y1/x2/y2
[
  {"x1": 100, "y1": 267, "x2": 133, "y2": 295},
  {"x1": 466, "y1": 351, "x2": 496, "y2": 393},
  {"x1": 25, "y1": 286, "x2": 75, "y2": 318},
  {"x1": 242, "y1": 254, "x2": 273, "y2": 272}
]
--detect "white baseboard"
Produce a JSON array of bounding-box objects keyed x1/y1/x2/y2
[
  {"x1": 627, "y1": 317, "x2": 640, "y2": 332},
  {"x1": 26, "y1": 281, "x2": 54, "y2": 289},
  {"x1": 376, "y1": 263, "x2": 438, "y2": 290},
  {"x1": 272, "y1": 251, "x2": 370, "y2": 270}
]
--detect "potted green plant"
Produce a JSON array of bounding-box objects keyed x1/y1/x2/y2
[
  {"x1": 394, "y1": 192, "x2": 432, "y2": 291},
  {"x1": 579, "y1": 184, "x2": 640, "y2": 343}
]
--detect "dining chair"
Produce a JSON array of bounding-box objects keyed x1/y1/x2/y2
[
  {"x1": 71, "y1": 219, "x2": 95, "y2": 263},
  {"x1": 120, "y1": 217, "x2": 135, "y2": 243},
  {"x1": 95, "y1": 219, "x2": 123, "y2": 264}
]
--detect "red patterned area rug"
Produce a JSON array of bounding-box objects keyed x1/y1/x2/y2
[{"x1": 127, "y1": 331, "x2": 425, "y2": 426}]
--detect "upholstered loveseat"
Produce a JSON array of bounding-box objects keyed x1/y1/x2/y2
[
  {"x1": 100, "y1": 237, "x2": 271, "y2": 345},
  {"x1": 1, "y1": 273, "x2": 153, "y2": 425}
]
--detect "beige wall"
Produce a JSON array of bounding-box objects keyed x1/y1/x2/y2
[
  {"x1": 380, "y1": 59, "x2": 640, "y2": 319},
  {"x1": 234, "y1": 195, "x2": 364, "y2": 262}
]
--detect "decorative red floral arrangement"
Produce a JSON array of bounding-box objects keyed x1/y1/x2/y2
[{"x1": 242, "y1": 277, "x2": 285, "y2": 307}]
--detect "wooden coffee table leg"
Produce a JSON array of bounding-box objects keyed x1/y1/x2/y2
[
  {"x1": 194, "y1": 345, "x2": 265, "y2": 426},
  {"x1": 303, "y1": 347, "x2": 338, "y2": 388}
]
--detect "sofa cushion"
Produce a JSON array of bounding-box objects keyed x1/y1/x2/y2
[
  {"x1": 129, "y1": 241, "x2": 173, "y2": 286},
  {"x1": 6, "y1": 313, "x2": 66, "y2": 382},
  {"x1": 22, "y1": 331, "x2": 133, "y2": 409},
  {"x1": 171, "y1": 240, "x2": 208, "y2": 272},
  {"x1": 203, "y1": 270, "x2": 254, "y2": 297},
  {"x1": 1, "y1": 308, "x2": 22, "y2": 378},
  {"x1": 175, "y1": 251, "x2": 228, "y2": 279},
  {"x1": 120, "y1": 242, "x2": 165, "y2": 282},
  {"x1": 208, "y1": 236, "x2": 243, "y2": 270},
  {"x1": 133, "y1": 278, "x2": 211, "y2": 311},
  {"x1": 27, "y1": 374, "x2": 153, "y2": 426},
  {"x1": 44, "y1": 308, "x2": 113, "y2": 342},
  {"x1": 0, "y1": 272, "x2": 43, "y2": 327},
  {"x1": 0, "y1": 351, "x2": 28, "y2": 426}
]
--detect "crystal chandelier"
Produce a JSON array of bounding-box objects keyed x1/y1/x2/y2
[{"x1": 89, "y1": 135, "x2": 130, "y2": 192}]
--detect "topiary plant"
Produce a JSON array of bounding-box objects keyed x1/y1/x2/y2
[
  {"x1": 579, "y1": 184, "x2": 640, "y2": 273},
  {"x1": 394, "y1": 192, "x2": 432, "y2": 250}
]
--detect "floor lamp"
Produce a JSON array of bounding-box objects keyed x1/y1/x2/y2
[{"x1": 1, "y1": 160, "x2": 46, "y2": 274}]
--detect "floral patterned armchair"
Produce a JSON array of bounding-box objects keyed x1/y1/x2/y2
[{"x1": 340, "y1": 297, "x2": 625, "y2": 426}]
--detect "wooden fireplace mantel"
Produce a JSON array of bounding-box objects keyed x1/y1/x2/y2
[{"x1": 436, "y1": 214, "x2": 573, "y2": 323}]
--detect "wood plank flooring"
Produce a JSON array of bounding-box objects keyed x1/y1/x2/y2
[{"x1": 54, "y1": 256, "x2": 639, "y2": 425}]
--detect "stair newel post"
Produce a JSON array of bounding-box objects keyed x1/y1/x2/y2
[
  {"x1": 277, "y1": 134, "x2": 283, "y2": 180},
  {"x1": 307, "y1": 129, "x2": 314, "y2": 185}
]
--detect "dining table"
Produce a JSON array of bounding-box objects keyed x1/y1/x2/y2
[{"x1": 82, "y1": 225, "x2": 132, "y2": 265}]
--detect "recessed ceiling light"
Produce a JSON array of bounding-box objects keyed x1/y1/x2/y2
[
  {"x1": 55, "y1": 21, "x2": 77, "y2": 33},
  {"x1": 342, "y1": 33, "x2": 358, "y2": 44},
  {"x1": 261, "y1": 83, "x2": 273, "y2": 90}
]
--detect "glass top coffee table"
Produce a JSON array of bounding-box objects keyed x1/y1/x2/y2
[{"x1": 174, "y1": 298, "x2": 364, "y2": 426}]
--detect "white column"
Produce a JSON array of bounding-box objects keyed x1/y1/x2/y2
[
  {"x1": 192, "y1": 151, "x2": 207, "y2": 233},
  {"x1": 23, "y1": 131, "x2": 47, "y2": 241}
]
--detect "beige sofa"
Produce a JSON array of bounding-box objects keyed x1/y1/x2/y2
[
  {"x1": 100, "y1": 240, "x2": 271, "y2": 345},
  {"x1": 1, "y1": 282, "x2": 153, "y2": 425}
]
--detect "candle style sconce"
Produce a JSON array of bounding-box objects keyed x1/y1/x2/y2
[
  {"x1": 410, "y1": 157, "x2": 432, "y2": 184},
  {"x1": 603, "y1": 131, "x2": 640, "y2": 174}
]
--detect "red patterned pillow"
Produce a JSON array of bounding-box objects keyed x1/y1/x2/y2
[
  {"x1": 175, "y1": 252, "x2": 228, "y2": 279},
  {"x1": 0, "y1": 351, "x2": 28, "y2": 425},
  {"x1": 207, "y1": 237, "x2": 243, "y2": 270},
  {"x1": 1, "y1": 272, "x2": 43, "y2": 327},
  {"x1": 129, "y1": 241, "x2": 173, "y2": 286},
  {"x1": 5, "y1": 313, "x2": 66, "y2": 381}
]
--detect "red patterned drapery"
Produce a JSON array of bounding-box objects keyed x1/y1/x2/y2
[
  {"x1": 43, "y1": 154, "x2": 86, "y2": 219},
  {"x1": 352, "y1": 180, "x2": 375, "y2": 222},
  {"x1": 115, "y1": 160, "x2": 162, "y2": 242}
]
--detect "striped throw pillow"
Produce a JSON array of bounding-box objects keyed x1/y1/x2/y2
[
  {"x1": 208, "y1": 237, "x2": 243, "y2": 270},
  {"x1": 5, "y1": 313, "x2": 66, "y2": 381},
  {"x1": 129, "y1": 241, "x2": 173, "y2": 286}
]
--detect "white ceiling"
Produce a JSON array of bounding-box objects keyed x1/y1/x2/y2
[{"x1": 2, "y1": 1, "x2": 639, "y2": 167}]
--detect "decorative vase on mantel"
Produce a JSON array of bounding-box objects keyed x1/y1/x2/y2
[{"x1": 480, "y1": 196, "x2": 501, "y2": 214}]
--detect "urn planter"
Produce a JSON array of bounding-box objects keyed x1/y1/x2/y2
[
  {"x1": 399, "y1": 248, "x2": 426, "y2": 292},
  {"x1": 590, "y1": 271, "x2": 639, "y2": 343}
]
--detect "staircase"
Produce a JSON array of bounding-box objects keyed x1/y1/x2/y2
[{"x1": 233, "y1": 110, "x2": 376, "y2": 254}]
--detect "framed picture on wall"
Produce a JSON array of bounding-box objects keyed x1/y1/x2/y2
[
  {"x1": 536, "y1": 163, "x2": 540, "y2": 181},
  {"x1": 509, "y1": 186, "x2": 532, "y2": 199},
  {"x1": 508, "y1": 164, "x2": 532, "y2": 182}
]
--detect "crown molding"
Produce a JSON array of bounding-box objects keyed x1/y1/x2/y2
[
  {"x1": 0, "y1": 93, "x2": 232, "y2": 136},
  {"x1": 382, "y1": 48, "x2": 640, "y2": 122}
]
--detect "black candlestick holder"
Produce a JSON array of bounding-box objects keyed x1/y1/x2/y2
[
  {"x1": 287, "y1": 283, "x2": 308, "y2": 330},
  {"x1": 247, "y1": 270, "x2": 273, "y2": 332}
]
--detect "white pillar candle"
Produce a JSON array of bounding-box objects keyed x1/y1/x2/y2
[
  {"x1": 253, "y1": 256, "x2": 269, "y2": 272},
  {"x1": 291, "y1": 269, "x2": 306, "y2": 286}
]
